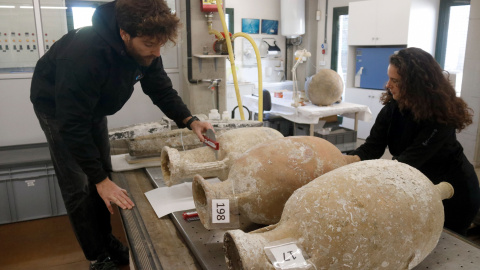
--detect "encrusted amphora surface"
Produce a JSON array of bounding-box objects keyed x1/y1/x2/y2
[
  {"x1": 193, "y1": 136, "x2": 356, "y2": 229},
  {"x1": 160, "y1": 127, "x2": 283, "y2": 186},
  {"x1": 223, "y1": 160, "x2": 453, "y2": 270}
]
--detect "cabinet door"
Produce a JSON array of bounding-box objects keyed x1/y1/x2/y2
[
  {"x1": 375, "y1": 0, "x2": 410, "y2": 45},
  {"x1": 344, "y1": 88, "x2": 386, "y2": 139},
  {"x1": 343, "y1": 88, "x2": 372, "y2": 139},
  {"x1": 348, "y1": 1, "x2": 377, "y2": 46}
]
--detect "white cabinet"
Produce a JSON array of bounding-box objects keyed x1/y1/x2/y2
[
  {"x1": 344, "y1": 0, "x2": 439, "y2": 139},
  {"x1": 348, "y1": 0, "x2": 438, "y2": 47},
  {"x1": 343, "y1": 88, "x2": 385, "y2": 139},
  {"x1": 348, "y1": 0, "x2": 382, "y2": 46}
]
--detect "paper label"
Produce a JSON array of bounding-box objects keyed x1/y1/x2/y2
[
  {"x1": 25, "y1": 180, "x2": 36, "y2": 187},
  {"x1": 212, "y1": 199, "x2": 229, "y2": 223},
  {"x1": 270, "y1": 243, "x2": 307, "y2": 269}
]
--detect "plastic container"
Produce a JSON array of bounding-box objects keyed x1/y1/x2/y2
[
  {"x1": 208, "y1": 109, "x2": 220, "y2": 120},
  {"x1": 0, "y1": 144, "x2": 67, "y2": 224},
  {"x1": 222, "y1": 111, "x2": 230, "y2": 120}
]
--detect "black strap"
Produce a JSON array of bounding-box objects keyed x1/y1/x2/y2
[{"x1": 186, "y1": 116, "x2": 199, "y2": 130}]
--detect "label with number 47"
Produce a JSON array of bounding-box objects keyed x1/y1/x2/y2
[
  {"x1": 212, "y1": 199, "x2": 230, "y2": 223},
  {"x1": 270, "y1": 243, "x2": 307, "y2": 269}
]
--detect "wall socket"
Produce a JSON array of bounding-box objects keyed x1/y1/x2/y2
[{"x1": 319, "y1": 61, "x2": 326, "y2": 66}]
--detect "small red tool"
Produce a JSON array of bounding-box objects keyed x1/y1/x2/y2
[
  {"x1": 203, "y1": 129, "x2": 219, "y2": 159},
  {"x1": 203, "y1": 129, "x2": 219, "y2": 150},
  {"x1": 183, "y1": 211, "x2": 200, "y2": 222}
]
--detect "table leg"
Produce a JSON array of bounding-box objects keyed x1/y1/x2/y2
[
  {"x1": 310, "y1": 124, "x2": 314, "y2": 136},
  {"x1": 354, "y1": 112, "x2": 358, "y2": 131}
]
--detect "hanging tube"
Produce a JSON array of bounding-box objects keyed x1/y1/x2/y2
[
  {"x1": 205, "y1": 12, "x2": 225, "y2": 40},
  {"x1": 215, "y1": 0, "x2": 244, "y2": 121},
  {"x1": 232, "y1": 32, "x2": 263, "y2": 120},
  {"x1": 208, "y1": 25, "x2": 224, "y2": 40}
]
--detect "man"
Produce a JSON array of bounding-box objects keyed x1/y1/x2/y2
[{"x1": 30, "y1": 0, "x2": 212, "y2": 269}]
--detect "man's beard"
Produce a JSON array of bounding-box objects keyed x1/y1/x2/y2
[{"x1": 124, "y1": 41, "x2": 157, "y2": 67}]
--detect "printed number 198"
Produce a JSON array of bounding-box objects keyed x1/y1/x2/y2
[{"x1": 212, "y1": 199, "x2": 229, "y2": 223}]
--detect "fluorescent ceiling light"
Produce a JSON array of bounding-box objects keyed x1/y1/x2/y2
[
  {"x1": 0, "y1": 5, "x2": 15, "y2": 8},
  {"x1": 41, "y1": 6, "x2": 67, "y2": 9},
  {"x1": 18, "y1": 5, "x2": 66, "y2": 9}
]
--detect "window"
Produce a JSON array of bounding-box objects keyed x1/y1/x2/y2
[
  {"x1": 331, "y1": 7, "x2": 349, "y2": 86},
  {"x1": 62, "y1": 1, "x2": 108, "y2": 32},
  {"x1": 226, "y1": 8, "x2": 234, "y2": 34},
  {"x1": 435, "y1": 0, "x2": 470, "y2": 95}
]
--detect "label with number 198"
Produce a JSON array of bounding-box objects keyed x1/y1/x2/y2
[{"x1": 212, "y1": 199, "x2": 230, "y2": 223}]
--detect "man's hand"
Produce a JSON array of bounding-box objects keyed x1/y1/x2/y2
[
  {"x1": 96, "y1": 177, "x2": 135, "y2": 214},
  {"x1": 190, "y1": 120, "x2": 215, "y2": 142}
]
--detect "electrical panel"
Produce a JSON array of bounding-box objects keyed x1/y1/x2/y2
[
  {"x1": 0, "y1": 0, "x2": 68, "y2": 73},
  {"x1": 0, "y1": 4, "x2": 39, "y2": 71}
]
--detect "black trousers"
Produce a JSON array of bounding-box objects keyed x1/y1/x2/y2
[
  {"x1": 35, "y1": 109, "x2": 113, "y2": 261},
  {"x1": 443, "y1": 156, "x2": 480, "y2": 236}
]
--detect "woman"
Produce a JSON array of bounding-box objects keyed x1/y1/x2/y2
[{"x1": 347, "y1": 47, "x2": 480, "y2": 235}]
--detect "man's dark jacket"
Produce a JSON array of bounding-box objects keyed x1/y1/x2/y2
[{"x1": 30, "y1": 1, "x2": 191, "y2": 184}]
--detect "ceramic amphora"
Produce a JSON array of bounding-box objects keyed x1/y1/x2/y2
[
  {"x1": 160, "y1": 127, "x2": 283, "y2": 186},
  {"x1": 193, "y1": 136, "x2": 356, "y2": 229},
  {"x1": 223, "y1": 159, "x2": 453, "y2": 270}
]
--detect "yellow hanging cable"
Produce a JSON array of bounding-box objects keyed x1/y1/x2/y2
[
  {"x1": 232, "y1": 32, "x2": 263, "y2": 120},
  {"x1": 215, "y1": 0, "x2": 263, "y2": 121}
]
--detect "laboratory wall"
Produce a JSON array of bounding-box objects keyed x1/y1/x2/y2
[
  {"x1": 2, "y1": 0, "x2": 480, "y2": 168},
  {"x1": 314, "y1": 0, "x2": 364, "y2": 73},
  {"x1": 225, "y1": 0, "x2": 285, "y2": 83}
]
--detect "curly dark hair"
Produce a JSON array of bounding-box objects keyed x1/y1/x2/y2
[
  {"x1": 115, "y1": 0, "x2": 180, "y2": 45},
  {"x1": 380, "y1": 47, "x2": 472, "y2": 131}
]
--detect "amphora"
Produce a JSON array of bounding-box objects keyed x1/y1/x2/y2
[
  {"x1": 224, "y1": 159, "x2": 453, "y2": 270},
  {"x1": 160, "y1": 127, "x2": 283, "y2": 186},
  {"x1": 193, "y1": 136, "x2": 356, "y2": 229}
]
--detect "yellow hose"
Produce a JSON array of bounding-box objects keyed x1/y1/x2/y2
[
  {"x1": 213, "y1": 0, "x2": 263, "y2": 121},
  {"x1": 232, "y1": 32, "x2": 263, "y2": 119},
  {"x1": 208, "y1": 24, "x2": 224, "y2": 40},
  {"x1": 211, "y1": 1, "x2": 244, "y2": 121}
]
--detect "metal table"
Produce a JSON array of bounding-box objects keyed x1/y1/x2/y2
[
  {"x1": 170, "y1": 208, "x2": 480, "y2": 270},
  {"x1": 115, "y1": 166, "x2": 480, "y2": 270}
]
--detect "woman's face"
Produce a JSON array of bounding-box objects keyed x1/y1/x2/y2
[{"x1": 386, "y1": 64, "x2": 401, "y2": 100}]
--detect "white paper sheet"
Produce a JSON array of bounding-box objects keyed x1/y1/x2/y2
[{"x1": 145, "y1": 178, "x2": 220, "y2": 218}]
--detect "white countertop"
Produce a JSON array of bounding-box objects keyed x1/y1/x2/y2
[{"x1": 243, "y1": 95, "x2": 372, "y2": 124}]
